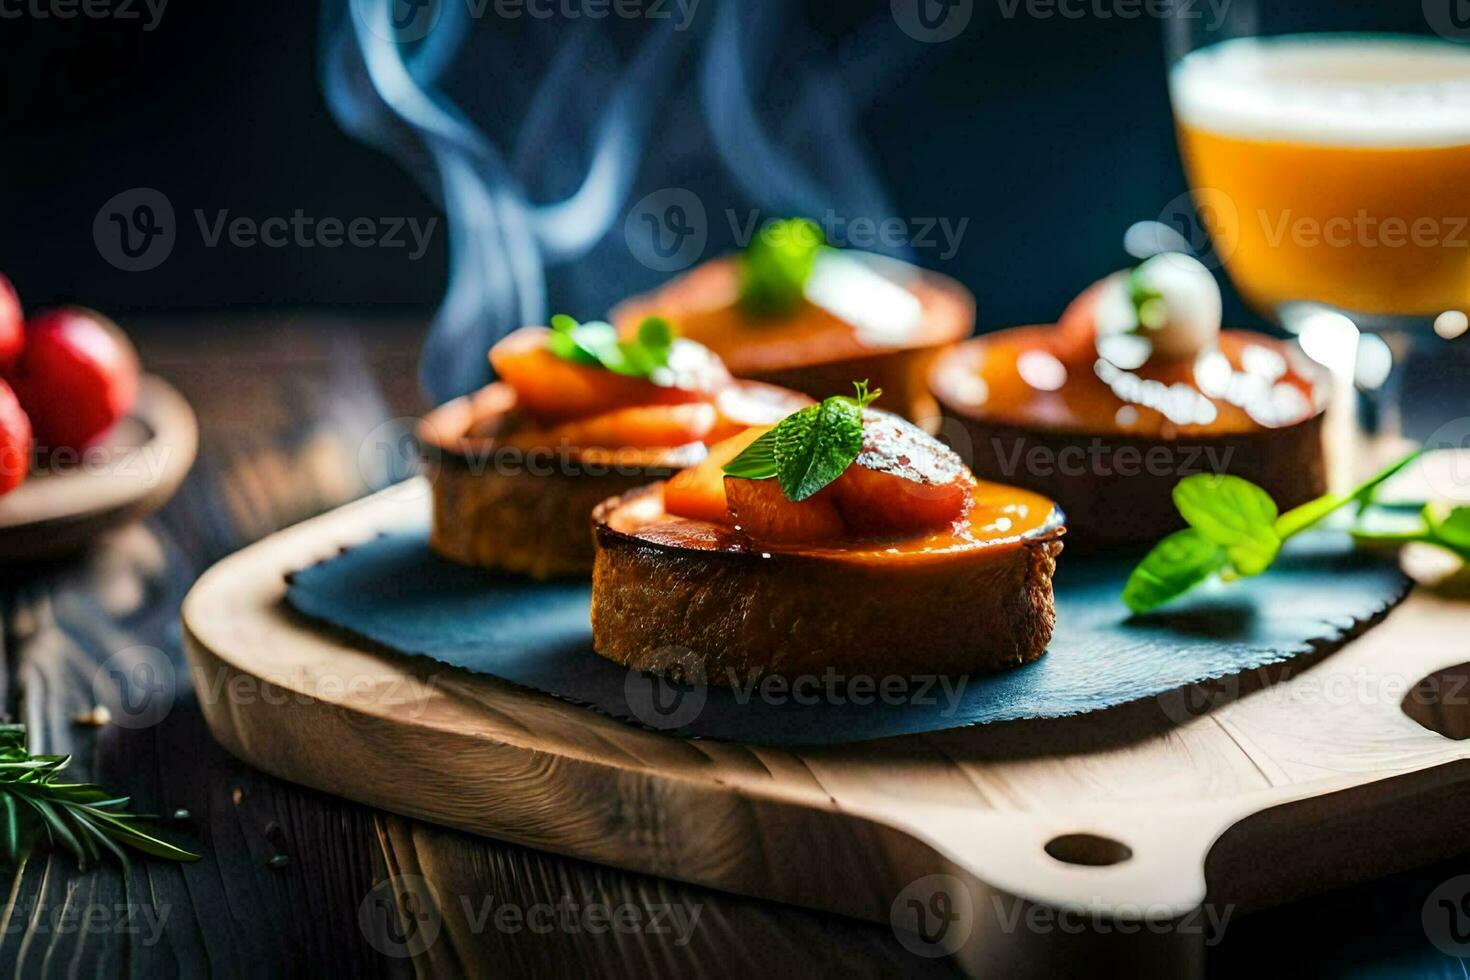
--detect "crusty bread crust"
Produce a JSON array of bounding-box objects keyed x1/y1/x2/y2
[
  {"x1": 590, "y1": 488, "x2": 1064, "y2": 684},
  {"x1": 419, "y1": 383, "x2": 688, "y2": 579},
  {"x1": 419, "y1": 381, "x2": 806, "y2": 579},
  {"x1": 430, "y1": 460, "x2": 669, "y2": 579}
]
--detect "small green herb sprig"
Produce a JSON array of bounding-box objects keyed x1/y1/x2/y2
[
  {"x1": 548, "y1": 314, "x2": 674, "y2": 378},
  {"x1": 0, "y1": 724, "x2": 199, "y2": 868},
  {"x1": 737, "y1": 217, "x2": 826, "y2": 317},
  {"x1": 1126, "y1": 265, "x2": 1168, "y2": 333},
  {"x1": 1123, "y1": 452, "x2": 1422, "y2": 614},
  {"x1": 1351, "y1": 502, "x2": 1470, "y2": 562},
  {"x1": 724, "y1": 381, "x2": 881, "y2": 501}
]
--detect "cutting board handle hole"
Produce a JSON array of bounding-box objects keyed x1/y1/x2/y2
[
  {"x1": 1044, "y1": 833, "x2": 1133, "y2": 867},
  {"x1": 1402, "y1": 663, "x2": 1470, "y2": 740}
]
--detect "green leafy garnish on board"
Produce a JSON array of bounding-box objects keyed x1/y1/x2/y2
[
  {"x1": 737, "y1": 217, "x2": 826, "y2": 317},
  {"x1": 548, "y1": 314, "x2": 674, "y2": 378},
  {"x1": 724, "y1": 381, "x2": 881, "y2": 502},
  {"x1": 1123, "y1": 451, "x2": 1422, "y2": 614},
  {"x1": 0, "y1": 724, "x2": 200, "y2": 868},
  {"x1": 1352, "y1": 502, "x2": 1470, "y2": 563}
]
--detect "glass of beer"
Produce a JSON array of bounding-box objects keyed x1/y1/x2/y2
[{"x1": 1164, "y1": 6, "x2": 1470, "y2": 456}]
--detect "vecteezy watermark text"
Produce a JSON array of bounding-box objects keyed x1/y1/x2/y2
[
  {"x1": 0, "y1": 901, "x2": 170, "y2": 944},
  {"x1": 988, "y1": 438, "x2": 1236, "y2": 480},
  {"x1": 359, "y1": 876, "x2": 704, "y2": 959},
  {"x1": 622, "y1": 190, "x2": 971, "y2": 274},
  {"x1": 194, "y1": 210, "x2": 437, "y2": 260},
  {"x1": 728, "y1": 209, "x2": 970, "y2": 262},
  {"x1": 0, "y1": 0, "x2": 168, "y2": 30},
  {"x1": 893, "y1": 0, "x2": 1231, "y2": 43},
  {"x1": 994, "y1": 0, "x2": 1231, "y2": 29},
  {"x1": 352, "y1": 0, "x2": 701, "y2": 45},
  {"x1": 93, "y1": 188, "x2": 439, "y2": 272},
  {"x1": 1259, "y1": 210, "x2": 1470, "y2": 251},
  {"x1": 623, "y1": 663, "x2": 971, "y2": 731}
]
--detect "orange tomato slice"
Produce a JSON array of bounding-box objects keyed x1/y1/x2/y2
[
  {"x1": 724, "y1": 476, "x2": 845, "y2": 543},
  {"x1": 663, "y1": 426, "x2": 768, "y2": 523},
  {"x1": 500, "y1": 403, "x2": 718, "y2": 452},
  {"x1": 490, "y1": 326, "x2": 718, "y2": 423}
]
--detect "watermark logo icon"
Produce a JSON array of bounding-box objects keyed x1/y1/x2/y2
[
  {"x1": 1155, "y1": 188, "x2": 1238, "y2": 270},
  {"x1": 353, "y1": 0, "x2": 442, "y2": 43},
  {"x1": 1423, "y1": 875, "x2": 1470, "y2": 956},
  {"x1": 1424, "y1": 0, "x2": 1470, "y2": 41},
  {"x1": 892, "y1": 0, "x2": 973, "y2": 43},
  {"x1": 890, "y1": 874, "x2": 974, "y2": 957},
  {"x1": 1421, "y1": 417, "x2": 1470, "y2": 502},
  {"x1": 94, "y1": 188, "x2": 175, "y2": 272},
  {"x1": 624, "y1": 188, "x2": 708, "y2": 273},
  {"x1": 622, "y1": 649, "x2": 708, "y2": 730},
  {"x1": 360, "y1": 874, "x2": 443, "y2": 958},
  {"x1": 1156, "y1": 673, "x2": 1241, "y2": 726},
  {"x1": 359, "y1": 417, "x2": 432, "y2": 502},
  {"x1": 92, "y1": 645, "x2": 177, "y2": 730}
]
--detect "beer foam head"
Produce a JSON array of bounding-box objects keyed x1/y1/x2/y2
[{"x1": 1170, "y1": 34, "x2": 1470, "y2": 147}]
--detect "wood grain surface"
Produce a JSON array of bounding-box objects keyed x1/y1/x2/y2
[
  {"x1": 5, "y1": 314, "x2": 1469, "y2": 979},
  {"x1": 0, "y1": 316, "x2": 939, "y2": 979},
  {"x1": 183, "y1": 476, "x2": 1470, "y2": 974}
]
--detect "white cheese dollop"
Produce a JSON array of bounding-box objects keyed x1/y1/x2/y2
[{"x1": 1094, "y1": 253, "x2": 1222, "y2": 363}]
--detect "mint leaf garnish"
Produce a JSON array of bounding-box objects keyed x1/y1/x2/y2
[
  {"x1": 723, "y1": 381, "x2": 881, "y2": 501},
  {"x1": 1172, "y1": 474, "x2": 1280, "y2": 577},
  {"x1": 1124, "y1": 451, "x2": 1422, "y2": 614},
  {"x1": 1353, "y1": 501, "x2": 1470, "y2": 563},
  {"x1": 774, "y1": 397, "x2": 864, "y2": 502},
  {"x1": 721, "y1": 428, "x2": 778, "y2": 480},
  {"x1": 548, "y1": 313, "x2": 607, "y2": 366},
  {"x1": 737, "y1": 217, "x2": 826, "y2": 317},
  {"x1": 1430, "y1": 506, "x2": 1470, "y2": 550},
  {"x1": 547, "y1": 314, "x2": 675, "y2": 379},
  {"x1": 1276, "y1": 450, "x2": 1421, "y2": 538},
  {"x1": 1122, "y1": 529, "x2": 1229, "y2": 614}
]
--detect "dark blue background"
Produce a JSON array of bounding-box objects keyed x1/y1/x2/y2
[
  {"x1": 4, "y1": 4, "x2": 1470, "y2": 974},
  {"x1": 1, "y1": 2, "x2": 1195, "y2": 328}
]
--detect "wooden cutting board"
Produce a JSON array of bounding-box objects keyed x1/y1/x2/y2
[{"x1": 181, "y1": 480, "x2": 1470, "y2": 975}]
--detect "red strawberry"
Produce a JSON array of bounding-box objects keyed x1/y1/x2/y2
[
  {"x1": 11, "y1": 308, "x2": 139, "y2": 452},
  {"x1": 0, "y1": 276, "x2": 23, "y2": 375},
  {"x1": 0, "y1": 380, "x2": 31, "y2": 495}
]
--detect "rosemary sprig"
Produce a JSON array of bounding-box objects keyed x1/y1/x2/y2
[{"x1": 0, "y1": 724, "x2": 199, "y2": 867}]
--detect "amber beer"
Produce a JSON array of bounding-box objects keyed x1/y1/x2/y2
[{"x1": 1171, "y1": 35, "x2": 1470, "y2": 320}]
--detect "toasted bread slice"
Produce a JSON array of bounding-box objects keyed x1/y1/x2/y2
[
  {"x1": 419, "y1": 382, "x2": 807, "y2": 579},
  {"x1": 590, "y1": 484, "x2": 1064, "y2": 684}
]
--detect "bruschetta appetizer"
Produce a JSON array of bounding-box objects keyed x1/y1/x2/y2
[
  {"x1": 419, "y1": 316, "x2": 808, "y2": 579},
  {"x1": 930, "y1": 253, "x2": 1328, "y2": 551},
  {"x1": 590, "y1": 384, "x2": 1065, "y2": 683},
  {"x1": 613, "y1": 218, "x2": 973, "y2": 426}
]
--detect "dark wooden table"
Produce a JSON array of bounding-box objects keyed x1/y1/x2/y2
[{"x1": 0, "y1": 314, "x2": 1465, "y2": 978}]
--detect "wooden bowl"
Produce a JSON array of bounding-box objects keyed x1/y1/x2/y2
[{"x1": 0, "y1": 374, "x2": 198, "y2": 562}]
